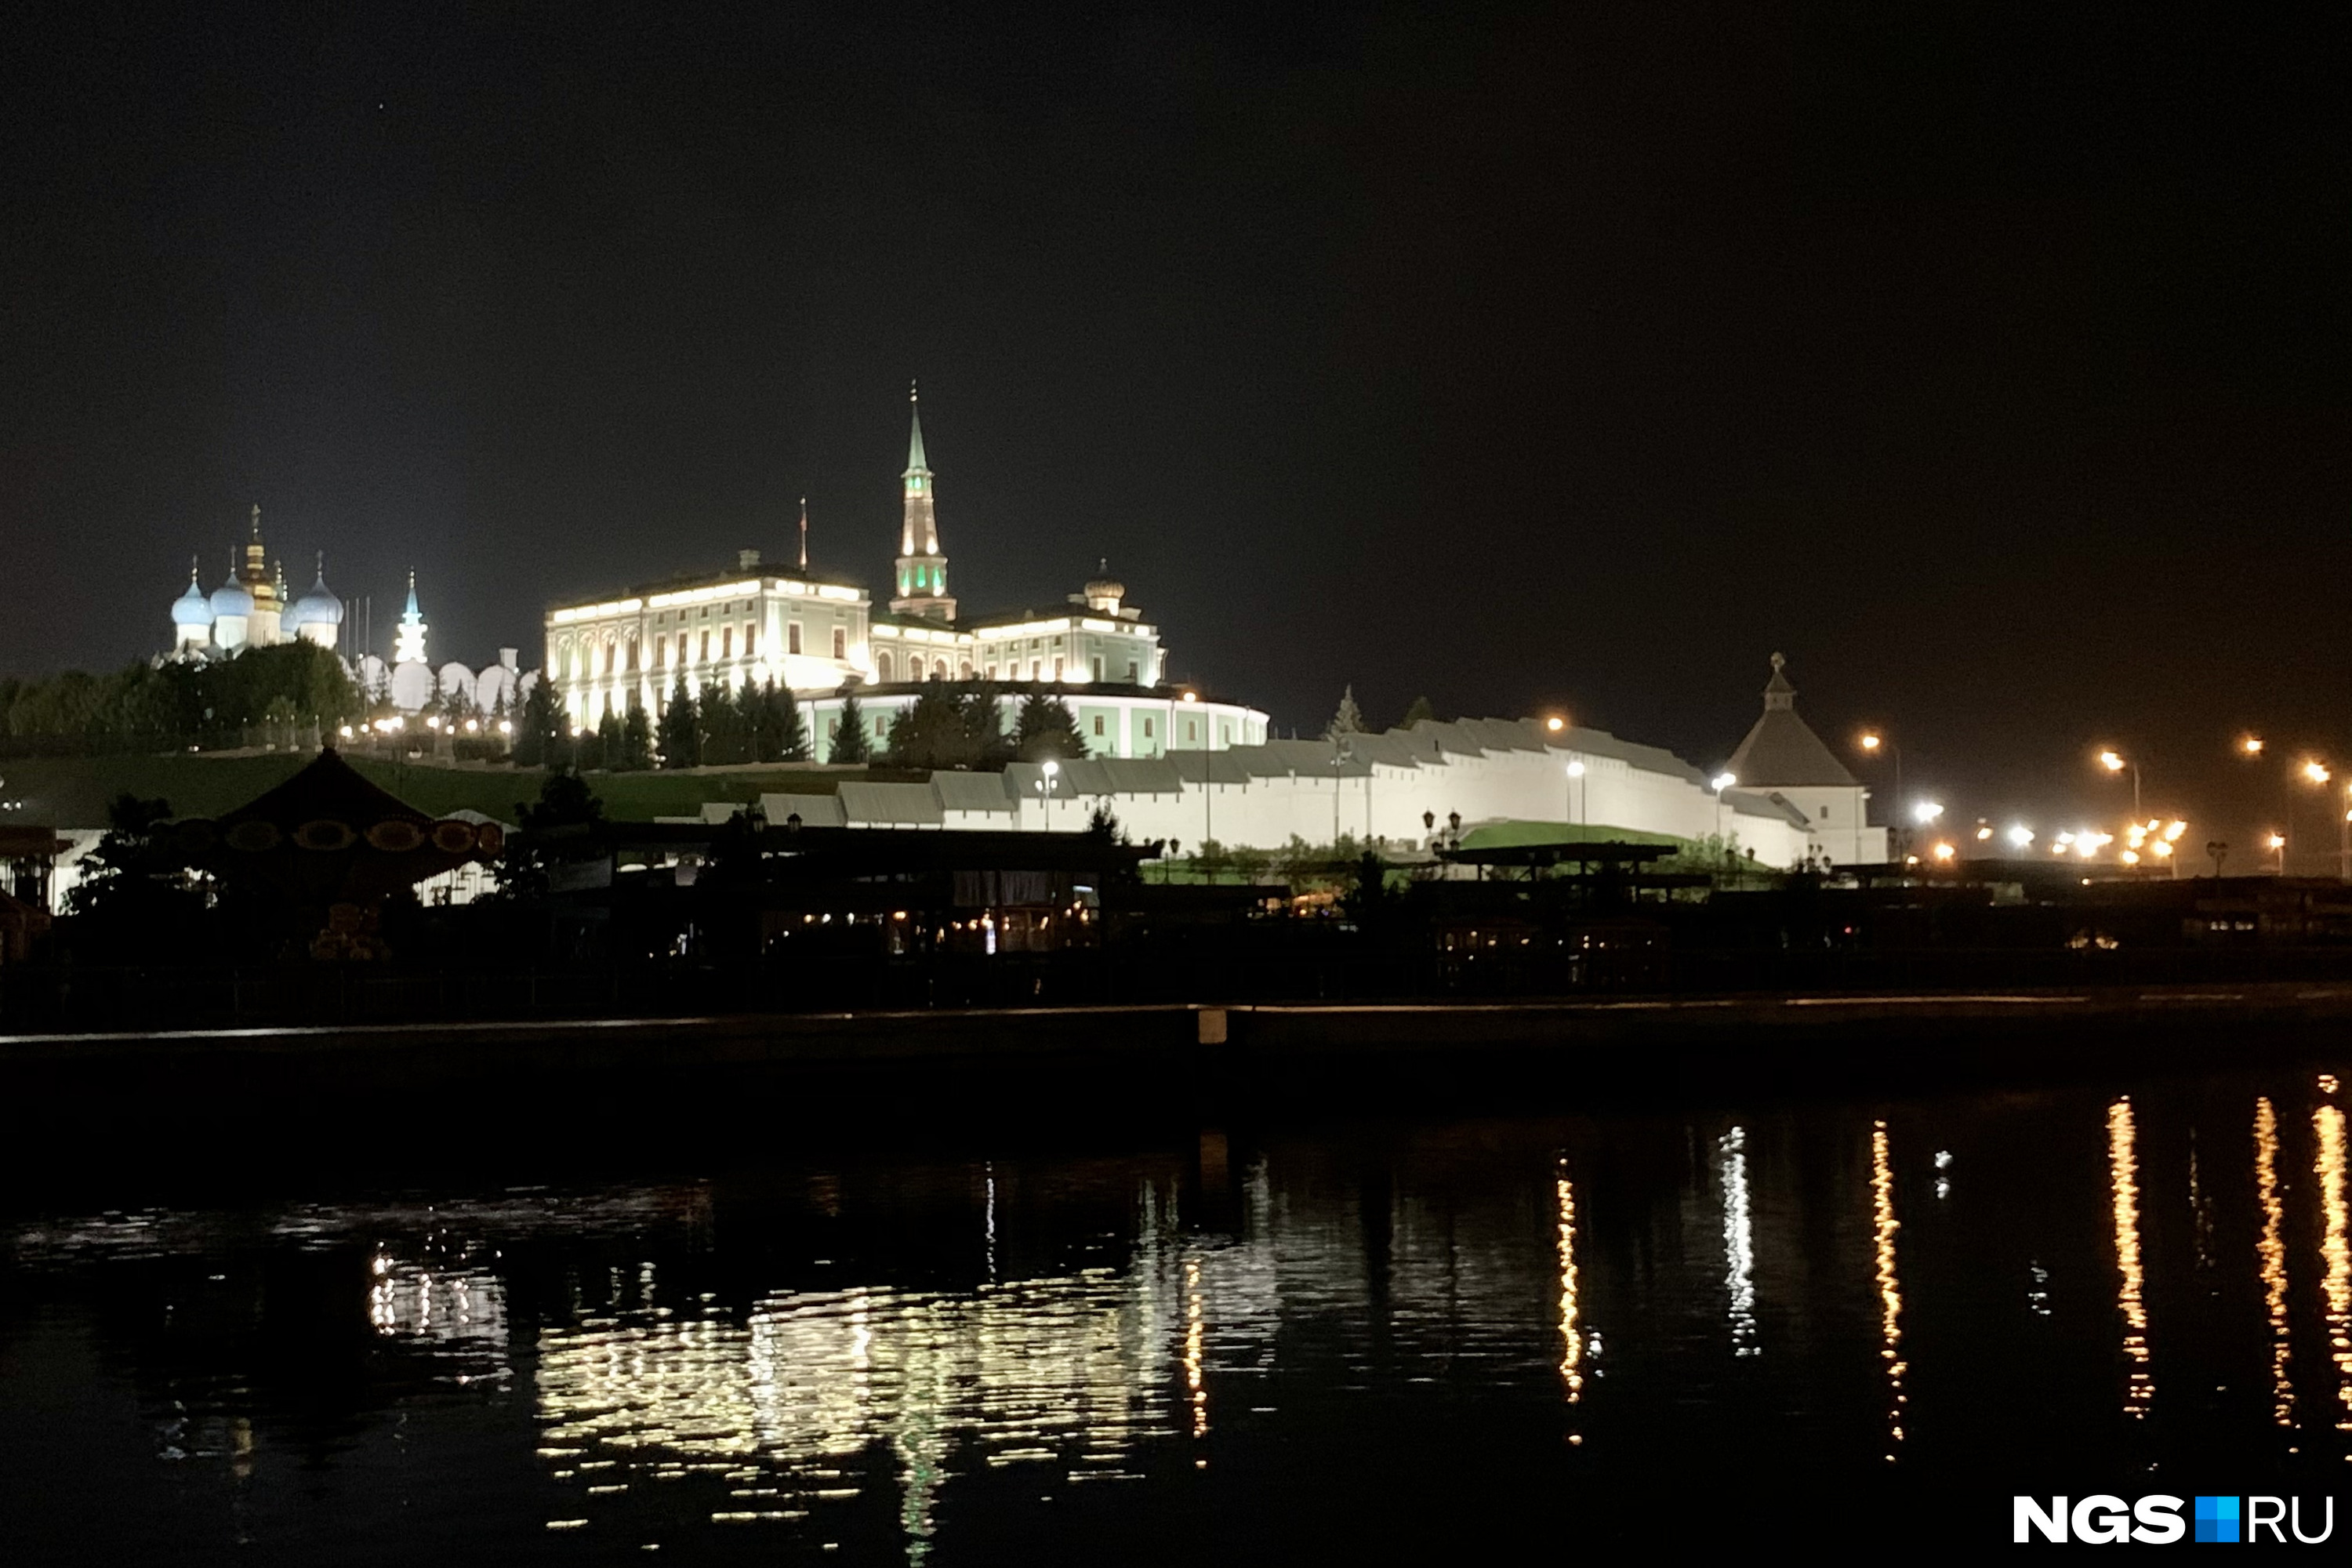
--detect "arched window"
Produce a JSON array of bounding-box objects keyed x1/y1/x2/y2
[
  {"x1": 934, "y1": 659, "x2": 949, "y2": 681},
  {"x1": 604, "y1": 641, "x2": 616, "y2": 675},
  {"x1": 960, "y1": 661, "x2": 973, "y2": 681},
  {"x1": 699, "y1": 631, "x2": 711, "y2": 663},
  {"x1": 877, "y1": 651, "x2": 895, "y2": 682}
]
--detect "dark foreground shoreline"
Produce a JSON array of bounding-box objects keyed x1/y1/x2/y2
[{"x1": 6, "y1": 982, "x2": 2350, "y2": 1124}]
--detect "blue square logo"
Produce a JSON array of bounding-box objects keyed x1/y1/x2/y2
[{"x1": 2194, "y1": 1495, "x2": 2240, "y2": 1544}]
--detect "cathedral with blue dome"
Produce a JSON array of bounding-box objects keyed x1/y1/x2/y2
[{"x1": 169, "y1": 504, "x2": 343, "y2": 656}]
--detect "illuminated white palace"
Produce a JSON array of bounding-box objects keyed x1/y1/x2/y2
[{"x1": 543, "y1": 387, "x2": 1266, "y2": 760}]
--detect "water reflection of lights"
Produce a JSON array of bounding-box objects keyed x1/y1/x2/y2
[
  {"x1": 1555, "y1": 1163, "x2": 1584, "y2": 1428},
  {"x1": 535, "y1": 1223, "x2": 1243, "y2": 1544},
  {"x1": 2317, "y1": 1102, "x2": 2352, "y2": 1434},
  {"x1": 1719, "y1": 1127, "x2": 1759, "y2": 1357},
  {"x1": 1184, "y1": 1257, "x2": 1209, "y2": 1449},
  {"x1": 2108, "y1": 1098, "x2": 2153, "y2": 1417},
  {"x1": 1871, "y1": 1122, "x2": 1905, "y2": 1462},
  {"x1": 2256, "y1": 1098, "x2": 2296, "y2": 1428},
  {"x1": 365, "y1": 1249, "x2": 510, "y2": 1380}
]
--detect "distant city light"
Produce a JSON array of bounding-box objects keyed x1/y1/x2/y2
[
  {"x1": 2307, "y1": 760, "x2": 2332, "y2": 786},
  {"x1": 2243, "y1": 735, "x2": 2266, "y2": 755},
  {"x1": 2098, "y1": 750, "x2": 2125, "y2": 773},
  {"x1": 1932, "y1": 842, "x2": 1955, "y2": 862},
  {"x1": 2267, "y1": 833, "x2": 2287, "y2": 850},
  {"x1": 1860, "y1": 733, "x2": 1882, "y2": 752},
  {"x1": 2164, "y1": 820, "x2": 2187, "y2": 840},
  {"x1": 2120, "y1": 849, "x2": 2140, "y2": 866}
]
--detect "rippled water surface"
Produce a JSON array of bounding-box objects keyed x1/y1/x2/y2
[{"x1": 9, "y1": 1060, "x2": 2352, "y2": 1559}]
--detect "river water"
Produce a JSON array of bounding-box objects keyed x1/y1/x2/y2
[{"x1": 5, "y1": 1059, "x2": 2351, "y2": 1559}]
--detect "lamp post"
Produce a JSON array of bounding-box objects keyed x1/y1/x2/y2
[
  {"x1": 1910, "y1": 800, "x2": 1944, "y2": 869},
  {"x1": 2097, "y1": 749, "x2": 2141, "y2": 821},
  {"x1": 2268, "y1": 831, "x2": 2287, "y2": 875},
  {"x1": 2341, "y1": 789, "x2": 2351, "y2": 882},
  {"x1": 1331, "y1": 736, "x2": 1347, "y2": 848},
  {"x1": 1860, "y1": 732, "x2": 1901, "y2": 862},
  {"x1": 2297, "y1": 760, "x2": 2332, "y2": 880},
  {"x1": 1036, "y1": 758, "x2": 1060, "y2": 831}
]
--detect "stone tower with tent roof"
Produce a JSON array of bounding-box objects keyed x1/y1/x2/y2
[{"x1": 1723, "y1": 653, "x2": 1888, "y2": 865}]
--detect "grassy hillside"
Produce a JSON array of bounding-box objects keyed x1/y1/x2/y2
[
  {"x1": 0, "y1": 750, "x2": 864, "y2": 826},
  {"x1": 1457, "y1": 819, "x2": 1698, "y2": 852}
]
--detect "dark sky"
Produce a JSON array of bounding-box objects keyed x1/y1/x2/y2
[{"x1": 4, "y1": 4, "x2": 2346, "y2": 855}]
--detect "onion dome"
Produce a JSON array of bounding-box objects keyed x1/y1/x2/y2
[
  {"x1": 209, "y1": 568, "x2": 254, "y2": 619},
  {"x1": 1080, "y1": 560, "x2": 1126, "y2": 612},
  {"x1": 172, "y1": 563, "x2": 213, "y2": 627},
  {"x1": 289, "y1": 554, "x2": 343, "y2": 628}
]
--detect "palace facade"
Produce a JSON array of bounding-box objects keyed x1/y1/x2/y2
[{"x1": 543, "y1": 388, "x2": 1263, "y2": 761}]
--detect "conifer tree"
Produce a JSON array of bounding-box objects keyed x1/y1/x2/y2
[
  {"x1": 775, "y1": 682, "x2": 810, "y2": 762},
  {"x1": 1013, "y1": 690, "x2": 1083, "y2": 760},
  {"x1": 619, "y1": 696, "x2": 655, "y2": 771},
  {"x1": 514, "y1": 681, "x2": 557, "y2": 767},
  {"x1": 659, "y1": 674, "x2": 700, "y2": 768},
  {"x1": 1325, "y1": 684, "x2": 1365, "y2": 740},
  {"x1": 831, "y1": 690, "x2": 870, "y2": 764},
  {"x1": 1399, "y1": 695, "x2": 1436, "y2": 729}
]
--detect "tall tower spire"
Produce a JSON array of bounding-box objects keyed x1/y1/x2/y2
[
  {"x1": 891, "y1": 381, "x2": 955, "y2": 622},
  {"x1": 394, "y1": 568, "x2": 429, "y2": 666}
]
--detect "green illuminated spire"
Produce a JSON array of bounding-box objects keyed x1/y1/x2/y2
[{"x1": 892, "y1": 382, "x2": 953, "y2": 623}]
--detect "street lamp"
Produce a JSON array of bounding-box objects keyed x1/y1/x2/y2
[
  {"x1": 2007, "y1": 824, "x2": 2034, "y2": 849},
  {"x1": 1036, "y1": 758, "x2": 1060, "y2": 829},
  {"x1": 2267, "y1": 831, "x2": 2287, "y2": 875},
  {"x1": 2096, "y1": 748, "x2": 2142, "y2": 819},
  {"x1": 1858, "y1": 731, "x2": 1902, "y2": 861},
  {"x1": 1912, "y1": 800, "x2": 1944, "y2": 826}
]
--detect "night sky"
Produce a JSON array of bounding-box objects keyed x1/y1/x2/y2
[{"x1": 4, "y1": 5, "x2": 2345, "y2": 852}]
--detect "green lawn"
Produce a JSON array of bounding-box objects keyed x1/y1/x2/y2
[
  {"x1": 0, "y1": 750, "x2": 862, "y2": 826},
  {"x1": 1457, "y1": 818, "x2": 1698, "y2": 852}
]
